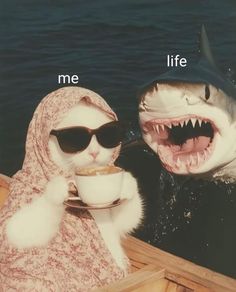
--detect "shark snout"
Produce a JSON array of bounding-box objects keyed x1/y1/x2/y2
[{"x1": 140, "y1": 83, "x2": 204, "y2": 114}]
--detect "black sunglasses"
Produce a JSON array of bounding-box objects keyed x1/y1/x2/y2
[{"x1": 50, "y1": 121, "x2": 125, "y2": 153}]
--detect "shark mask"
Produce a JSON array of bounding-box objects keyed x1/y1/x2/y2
[{"x1": 139, "y1": 26, "x2": 236, "y2": 180}]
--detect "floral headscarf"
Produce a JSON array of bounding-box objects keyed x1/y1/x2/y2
[{"x1": 0, "y1": 87, "x2": 124, "y2": 291}]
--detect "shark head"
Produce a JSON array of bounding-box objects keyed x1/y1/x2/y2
[{"x1": 139, "y1": 26, "x2": 236, "y2": 180}]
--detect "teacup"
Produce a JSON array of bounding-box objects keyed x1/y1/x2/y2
[{"x1": 74, "y1": 165, "x2": 124, "y2": 207}]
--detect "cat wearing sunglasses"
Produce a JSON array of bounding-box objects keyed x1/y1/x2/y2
[
  {"x1": 48, "y1": 101, "x2": 143, "y2": 269},
  {"x1": 3, "y1": 87, "x2": 143, "y2": 290}
]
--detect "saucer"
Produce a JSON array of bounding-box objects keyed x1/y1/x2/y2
[{"x1": 64, "y1": 198, "x2": 125, "y2": 210}]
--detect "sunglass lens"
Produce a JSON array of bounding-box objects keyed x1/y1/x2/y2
[
  {"x1": 97, "y1": 122, "x2": 124, "y2": 148},
  {"x1": 56, "y1": 128, "x2": 90, "y2": 153}
]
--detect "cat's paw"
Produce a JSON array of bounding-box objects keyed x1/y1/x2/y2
[
  {"x1": 120, "y1": 172, "x2": 139, "y2": 200},
  {"x1": 44, "y1": 176, "x2": 69, "y2": 205},
  {"x1": 110, "y1": 171, "x2": 143, "y2": 236},
  {"x1": 6, "y1": 190, "x2": 66, "y2": 248}
]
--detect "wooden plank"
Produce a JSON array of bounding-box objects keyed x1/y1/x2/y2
[
  {"x1": 125, "y1": 278, "x2": 193, "y2": 292},
  {"x1": 122, "y1": 236, "x2": 236, "y2": 292},
  {"x1": 94, "y1": 265, "x2": 165, "y2": 291},
  {"x1": 0, "y1": 175, "x2": 9, "y2": 209},
  {"x1": 94, "y1": 264, "x2": 208, "y2": 292},
  {"x1": 0, "y1": 174, "x2": 11, "y2": 184},
  {"x1": 165, "y1": 273, "x2": 211, "y2": 292}
]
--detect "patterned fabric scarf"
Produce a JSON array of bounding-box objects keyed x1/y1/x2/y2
[{"x1": 0, "y1": 87, "x2": 125, "y2": 291}]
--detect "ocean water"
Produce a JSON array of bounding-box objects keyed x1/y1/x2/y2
[
  {"x1": 1, "y1": 0, "x2": 236, "y2": 279},
  {"x1": 0, "y1": 0, "x2": 236, "y2": 174}
]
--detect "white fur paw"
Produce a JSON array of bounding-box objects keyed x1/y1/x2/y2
[
  {"x1": 110, "y1": 171, "x2": 143, "y2": 236},
  {"x1": 6, "y1": 195, "x2": 64, "y2": 249},
  {"x1": 44, "y1": 176, "x2": 69, "y2": 205},
  {"x1": 120, "y1": 172, "x2": 139, "y2": 200}
]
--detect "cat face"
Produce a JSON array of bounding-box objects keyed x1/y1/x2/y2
[{"x1": 48, "y1": 102, "x2": 118, "y2": 171}]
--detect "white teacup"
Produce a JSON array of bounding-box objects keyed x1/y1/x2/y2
[{"x1": 74, "y1": 165, "x2": 124, "y2": 207}]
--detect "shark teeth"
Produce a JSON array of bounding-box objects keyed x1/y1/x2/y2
[
  {"x1": 160, "y1": 124, "x2": 165, "y2": 131},
  {"x1": 155, "y1": 125, "x2": 160, "y2": 133},
  {"x1": 173, "y1": 147, "x2": 213, "y2": 170},
  {"x1": 190, "y1": 154, "x2": 195, "y2": 165},
  {"x1": 197, "y1": 152, "x2": 201, "y2": 165},
  {"x1": 150, "y1": 116, "x2": 210, "y2": 132},
  {"x1": 203, "y1": 149, "x2": 208, "y2": 159},
  {"x1": 176, "y1": 157, "x2": 181, "y2": 167},
  {"x1": 146, "y1": 115, "x2": 215, "y2": 173},
  {"x1": 190, "y1": 118, "x2": 197, "y2": 127}
]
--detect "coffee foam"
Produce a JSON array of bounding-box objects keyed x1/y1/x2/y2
[{"x1": 76, "y1": 165, "x2": 122, "y2": 176}]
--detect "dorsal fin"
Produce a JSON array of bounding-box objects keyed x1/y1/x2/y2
[{"x1": 200, "y1": 25, "x2": 218, "y2": 69}]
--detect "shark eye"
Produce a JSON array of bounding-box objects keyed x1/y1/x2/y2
[{"x1": 205, "y1": 85, "x2": 210, "y2": 100}]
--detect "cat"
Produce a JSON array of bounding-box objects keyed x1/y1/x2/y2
[{"x1": 6, "y1": 100, "x2": 143, "y2": 271}]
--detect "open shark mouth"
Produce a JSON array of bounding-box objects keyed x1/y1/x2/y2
[{"x1": 144, "y1": 115, "x2": 217, "y2": 172}]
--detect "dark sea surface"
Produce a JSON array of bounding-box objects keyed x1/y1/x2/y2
[
  {"x1": 1, "y1": 0, "x2": 236, "y2": 174},
  {"x1": 1, "y1": 0, "x2": 236, "y2": 279}
]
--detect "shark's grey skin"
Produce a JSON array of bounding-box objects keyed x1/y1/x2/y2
[{"x1": 139, "y1": 26, "x2": 236, "y2": 181}]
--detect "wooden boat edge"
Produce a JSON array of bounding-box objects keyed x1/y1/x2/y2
[{"x1": 1, "y1": 175, "x2": 236, "y2": 291}]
